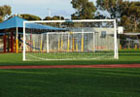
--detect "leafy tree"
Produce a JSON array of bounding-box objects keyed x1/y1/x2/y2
[
  {"x1": 97, "y1": 0, "x2": 140, "y2": 32},
  {"x1": 44, "y1": 16, "x2": 52, "y2": 20},
  {"x1": 120, "y1": 2, "x2": 140, "y2": 32},
  {"x1": 43, "y1": 16, "x2": 65, "y2": 27},
  {"x1": 52, "y1": 16, "x2": 64, "y2": 20},
  {"x1": 128, "y1": 2, "x2": 140, "y2": 32},
  {"x1": 0, "y1": 16, "x2": 3, "y2": 22},
  {"x1": 0, "y1": 5, "x2": 11, "y2": 22},
  {"x1": 20, "y1": 14, "x2": 41, "y2": 20},
  {"x1": 94, "y1": 11, "x2": 106, "y2": 19},
  {"x1": 120, "y1": 15, "x2": 132, "y2": 32},
  {"x1": 44, "y1": 16, "x2": 64, "y2": 20},
  {"x1": 96, "y1": 0, "x2": 123, "y2": 19},
  {"x1": 71, "y1": 0, "x2": 96, "y2": 19}
]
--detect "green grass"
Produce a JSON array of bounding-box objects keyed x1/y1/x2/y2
[
  {"x1": 26, "y1": 51, "x2": 114, "y2": 60},
  {"x1": 0, "y1": 49, "x2": 140, "y2": 65},
  {"x1": 0, "y1": 68, "x2": 140, "y2": 97},
  {"x1": 0, "y1": 50, "x2": 140, "y2": 97}
]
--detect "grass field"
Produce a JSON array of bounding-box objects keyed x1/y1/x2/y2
[
  {"x1": 0, "y1": 49, "x2": 140, "y2": 65},
  {"x1": 26, "y1": 51, "x2": 114, "y2": 60},
  {"x1": 0, "y1": 68, "x2": 140, "y2": 97},
  {"x1": 0, "y1": 49, "x2": 140, "y2": 97}
]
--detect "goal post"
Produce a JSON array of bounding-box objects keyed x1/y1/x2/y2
[{"x1": 23, "y1": 19, "x2": 119, "y2": 61}]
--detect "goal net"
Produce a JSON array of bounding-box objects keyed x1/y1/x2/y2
[{"x1": 23, "y1": 20, "x2": 118, "y2": 61}]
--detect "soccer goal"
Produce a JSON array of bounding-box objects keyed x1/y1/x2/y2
[{"x1": 23, "y1": 19, "x2": 118, "y2": 61}]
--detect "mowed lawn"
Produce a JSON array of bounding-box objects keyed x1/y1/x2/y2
[
  {"x1": 0, "y1": 68, "x2": 140, "y2": 97},
  {"x1": 0, "y1": 49, "x2": 140, "y2": 65},
  {"x1": 0, "y1": 50, "x2": 140, "y2": 97}
]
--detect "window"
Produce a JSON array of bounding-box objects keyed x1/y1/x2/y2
[{"x1": 100, "y1": 31, "x2": 106, "y2": 38}]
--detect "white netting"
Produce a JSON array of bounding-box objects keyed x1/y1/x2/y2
[{"x1": 23, "y1": 20, "x2": 118, "y2": 61}]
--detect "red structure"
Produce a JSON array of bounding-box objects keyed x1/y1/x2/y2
[
  {"x1": 10, "y1": 32, "x2": 14, "y2": 52},
  {"x1": 3, "y1": 32, "x2": 14, "y2": 53},
  {"x1": 3, "y1": 34, "x2": 6, "y2": 53}
]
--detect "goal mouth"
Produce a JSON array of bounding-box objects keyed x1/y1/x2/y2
[{"x1": 23, "y1": 19, "x2": 119, "y2": 61}]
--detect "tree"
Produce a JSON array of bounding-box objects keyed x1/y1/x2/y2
[
  {"x1": 43, "y1": 16, "x2": 65, "y2": 27},
  {"x1": 120, "y1": 2, "x2": 140, "y2": 32},
  {"x1": 0, "y1": 5, "x2": 12, "y2": 22},
  {"x1": 96, "y1": 0, "x2": 123, "y2": 19},
  {"x1": 52, "y1": 16, "x2": 64, "y2": 20},
  {"x1": 128, "y1": 2, "x2": 140, "y2": 32},
  {"x1": 43, "y1": 16, "x2": 52, "y2": 20},
  {"x1": 44, "y1": 16, "x2": 64, "y2": 20},
  {"x1": 0, "y1": 16, "x2": 3, "y2": 22},
  {"x1": 94, "y1": 11, "x2": 106, "y2": 19},
  {"x1": 97, "y1": 0, "x2": 140, "y2": 32},
  {"x1": 20, "y1": 14, "x2": 41, "y2": 20},
  {"x1": 71, "y1": 0, "x2": 96, "y2": 19},
  {"x1": 120, "y1": 15, "x2": 132, "y2": 32}
]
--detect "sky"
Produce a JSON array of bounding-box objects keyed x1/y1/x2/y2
[
  {"x1": 0, "y1": 0, "x2": 96, "y2": 19},
  {"x1": 0, "y1": 0, "x2": 139, "y2": 19}
]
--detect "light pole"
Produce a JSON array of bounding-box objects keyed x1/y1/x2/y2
[{"x1": 47, "y1": 8, "x2": 51, "y2": 17}]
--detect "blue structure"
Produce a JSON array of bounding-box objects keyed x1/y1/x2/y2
[
  {"x1": 0, "y1": 16, "x2": 64, "y2": 30},
  {"x1": 0, "y1": 16, "x2": 25, "y2": 30},
  {"x1": 0, "y1": 16, "x2": 65, "y2": 53}
]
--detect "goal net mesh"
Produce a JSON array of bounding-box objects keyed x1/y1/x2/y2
[{"x1": 23, "y1": 20, "x2": 118, "y2": 61}]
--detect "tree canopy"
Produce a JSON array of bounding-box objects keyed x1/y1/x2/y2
[
  {"x1": 20, "y1": 14, "x2": 41, "y2": 20},
  {"x1": 71, "y1": 0, "x2": 96, "y2": 19},
  {"x1": 120, "y1": 2, "x2": 140, "y2": 32},
  {"x1": 44, "y1": 16, "x2": 64, "y2": 20},
  {"x1": 96, "y1": 0, "x2": 124, "y2": 19},
  {"x1": 96, "y1": 0, "x2": 140, "y2": 32},
  {"x1": 0, "y1": 5, "x2": 11, "y2": 22}
]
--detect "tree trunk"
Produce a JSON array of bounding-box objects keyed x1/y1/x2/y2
[{"x1": 134, "y1": 16, "x2": 137, "y2": 32}]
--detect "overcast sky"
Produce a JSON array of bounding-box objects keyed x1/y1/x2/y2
[{"x1": 0, "y1": 0, "x2": 139, "y2": 19}]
